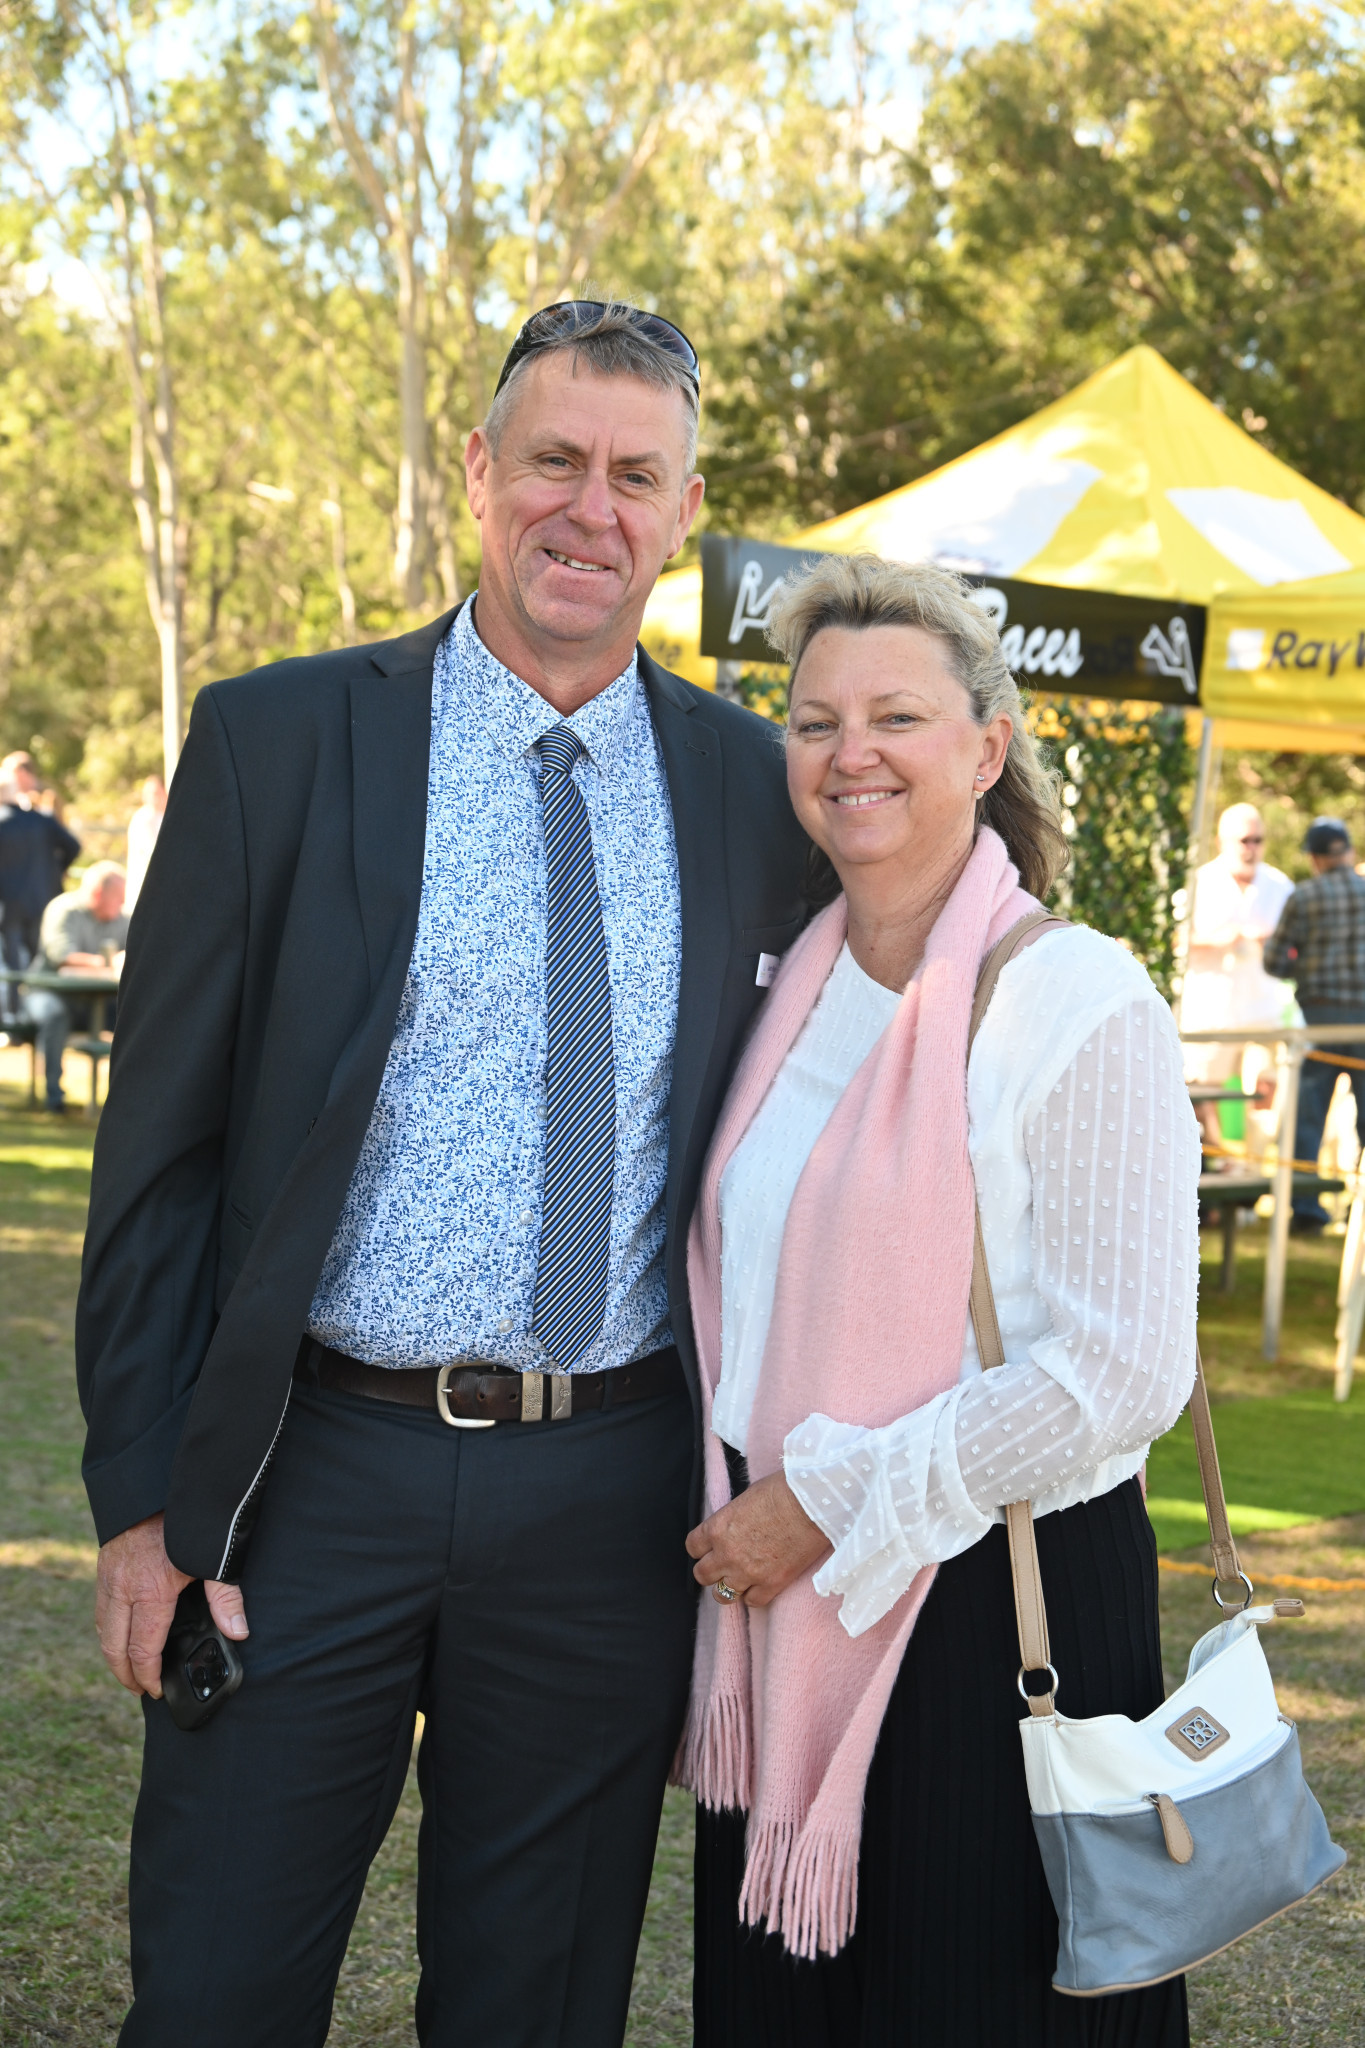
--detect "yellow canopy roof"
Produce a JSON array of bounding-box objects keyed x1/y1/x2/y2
[{"x1": 644, "y1": 345, "x2": 1365, "y2": 735}]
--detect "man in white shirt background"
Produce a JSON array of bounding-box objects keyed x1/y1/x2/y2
[
  {"x1": 1181, "y1": 801, "x2": 1294, "y2": 1158},
  {"x1": 123, "y1": 775, "x2": 167, "y2": 912}
]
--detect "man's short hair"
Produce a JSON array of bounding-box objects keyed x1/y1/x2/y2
[
  {"x1": 1217, "y1": 801, "x2": 1262, "y2": 840},
  {"x1": 78, "y1": 860, "x2": 127, "y2": 906},
  {"x1": 482, "y1": 301, "x2": 699, "y2": 475}
]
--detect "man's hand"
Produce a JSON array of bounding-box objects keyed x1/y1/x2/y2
[
  {"x1": 95, "y1": 1513, "x2": 248, "y2": 1697},
  {"x1": 685, "y1": 1471, "x2": 832, "y2": 1609}
]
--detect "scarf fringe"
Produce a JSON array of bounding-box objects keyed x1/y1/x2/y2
[
  {"x1": 673, "y1": 1684, "x2": 752, "y2": 1813},
  {"x1": 740, "y1": 1814, "x2": 864, "y2": 1961}
]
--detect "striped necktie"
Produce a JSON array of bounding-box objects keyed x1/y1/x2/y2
[{"x1": 531, "y1": 725, "x2": 616, "y2": 1371}]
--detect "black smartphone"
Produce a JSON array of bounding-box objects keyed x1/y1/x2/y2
[{"x1": 159, "y1": 1580, "x2": 245, "y2": 1731}]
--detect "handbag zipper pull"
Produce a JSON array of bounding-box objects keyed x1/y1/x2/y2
[{"x1": 1147, "y1": 1792, "x2": 1194, "y2": 1864}]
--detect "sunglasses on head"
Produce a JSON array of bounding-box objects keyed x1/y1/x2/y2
[{"x1": 493, "y1": 302, "x2": 700, "y2": 401}]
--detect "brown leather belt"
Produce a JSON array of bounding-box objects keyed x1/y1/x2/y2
[{"x1": 295, "y1": 1338, "x2": 684, "y2": 1428}]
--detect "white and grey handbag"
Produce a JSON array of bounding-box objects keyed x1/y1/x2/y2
[{"x1": 968, "y1": 916, "x2": 1347, "y2": 1997}]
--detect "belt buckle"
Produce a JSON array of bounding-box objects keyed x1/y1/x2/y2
[{"x1": 435, "y1": 1363, "x2": 498, "y2": 1430}]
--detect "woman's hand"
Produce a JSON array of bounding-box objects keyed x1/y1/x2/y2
[{"x1": 685, "y1": 1471, "x2": 833, "y2": 1608}]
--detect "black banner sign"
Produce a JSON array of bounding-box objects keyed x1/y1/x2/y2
[{"x1": 698, "y1": 534, "x2": 1207, "y2": 704}]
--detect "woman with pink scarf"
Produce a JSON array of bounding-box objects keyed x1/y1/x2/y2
[{"x1": 681, "y1": 556, "x2": 1200, "y2": 2046}]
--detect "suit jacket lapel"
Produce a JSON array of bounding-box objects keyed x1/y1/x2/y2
[
  {"x1": 640, "y1": 650, "x2": 732, "y2": 1254},
  {"x1": 350, "y1": 606, "x2": 458, "y2": 989}
]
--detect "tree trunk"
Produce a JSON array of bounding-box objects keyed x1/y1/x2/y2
[
  {"x1": 322, "y1": 493, "x2": 358, "y2": 642},
  {"x1": 392, "y1": 245, "x2": 430, "y2": 611},
  {"x1": 129, "y1": 385, "x2": 185, "y2": 779}
]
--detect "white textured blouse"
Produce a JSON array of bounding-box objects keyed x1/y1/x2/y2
[{"x1": 715, "y1": 925, "x2": 1202, "y2": 1639}]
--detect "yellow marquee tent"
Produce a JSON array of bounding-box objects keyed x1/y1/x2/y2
[{"x1": 643, "y1": 345, "x2": 1365, "y2": 749}]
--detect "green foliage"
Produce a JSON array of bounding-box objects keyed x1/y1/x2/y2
[
  {"x1": 1146, "y1": 1388, "x2": 1365, "y2": 1552},
  {"x1": 0, "y1": 245, "x2": 148, "y2": 788},
  {"x1": 736, "y1": 663, "x2": 789, "y2": 725},
  {"x1": 704, "y1": 0, "x2": 1365, "y2": 532},
  {"x1": 4, "y1": 0, "x2": 1365, "y2": 808},
  {"x1": 0, "y1": 0, "x2": 855, "y2": 793},
  {"x1": 1039, "y1": 699, "x2": 1193, "y2": 999}
]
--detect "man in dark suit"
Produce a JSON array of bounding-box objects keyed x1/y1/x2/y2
[{"x1": 77, "y1": 302, "x2": 810, "y2": 2046}]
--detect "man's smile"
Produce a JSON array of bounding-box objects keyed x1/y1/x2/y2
[{"x1": 544, "y1": 549, "x2": 613, "y2": 573}]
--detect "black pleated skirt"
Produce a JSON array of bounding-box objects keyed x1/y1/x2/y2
[{"x1": 694, "y1": 1477, "x2": 1189, "y2": 2048}]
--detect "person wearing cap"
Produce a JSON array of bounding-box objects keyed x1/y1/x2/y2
[
  {"x1": 1180, "y1": 802, "x2": 1294, "y2": 1160},
  {"x1": 1264, "y1": 816, "x2": 1365, "y2": 1229},
  {"x1": 76, "y1": 301, "x2": 811, "y2": 2044}
]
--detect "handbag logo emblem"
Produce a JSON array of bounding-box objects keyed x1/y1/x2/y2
[{"x1": 1165, "y1": 1708, "x2": 1231, "y2": 1761}]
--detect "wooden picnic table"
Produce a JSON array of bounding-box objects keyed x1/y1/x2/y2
[
  {"x1": 0, "y1": 963, "x2": 120, "y2": 1011},
  {"x1": 0, "y1": 965, "x2": 120, "y2": 1112},
  {"x1": 1198, "y1": 1171, "x2": 1345, "y2": 1293}
]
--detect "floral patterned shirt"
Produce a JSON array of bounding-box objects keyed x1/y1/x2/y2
[{"x1": 308, "y1": 599, "x2": 682, "y2": 1369}]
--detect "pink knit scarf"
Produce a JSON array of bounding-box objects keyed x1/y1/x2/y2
[{"x1": 677, "y1": 828, "x2": 1037, "y2": 1958}]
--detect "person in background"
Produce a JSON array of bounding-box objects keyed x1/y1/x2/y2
[
  {"x1": 1180, "y1": 802, "x2": 1293, "y2": 1162},
  {"x1": 3, "y1": 748, "x2": 71, "y2": 821},
  {"x1": 24, "y1": 861, "x2": 128, "y2": 1113},
  {"x1": 1264, "y1": 817, "x2": 1365, "y2": 1231},
  {"x1": 0, "y1": 753, "x2": 82, "y2": 1031},
  {"x1": 1, "y1": 749, "x2": 40, "y2": 802},
  {"x1": 124, "y1": 774, "x2": 167, "y2": 912}
]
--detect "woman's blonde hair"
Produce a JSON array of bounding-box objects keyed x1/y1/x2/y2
[{"x1": 766, "y1": 553, "x2": 1069, "y2": 900}]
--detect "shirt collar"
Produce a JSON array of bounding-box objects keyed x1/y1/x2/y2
[{"x1": 442, "y1": 596, "x2": 642, "y2": 776}]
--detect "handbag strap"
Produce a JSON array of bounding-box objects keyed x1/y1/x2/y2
[{"x1": 965, "y1": 912, "x2": 1245, "y2": 1721}]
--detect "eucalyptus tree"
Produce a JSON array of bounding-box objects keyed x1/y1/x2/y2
[
  {"x1": 703, "y1": 0, "x2": 1365, "y2": 530},
  {"x1": 295, "y1": 0, "x2": 842, "y2": 613},
  {"x1": 0, "y1": 1, "x2": 293, "y2": 776}
]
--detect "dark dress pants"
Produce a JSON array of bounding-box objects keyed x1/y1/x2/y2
[
  {"x1": 1292, "y1": 1002, "x2": 1365, "y2": 1222},
  {"x1": 120, "y1": 1376, "x2": 697, "y2": 2048},
  {"x1": 0, "y1": 907, "x2": 39, "y2": 1024}
]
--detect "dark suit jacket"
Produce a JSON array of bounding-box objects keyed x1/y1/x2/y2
[
  {"x1": 76, "y1": 607, "x2": 811, "y2": 1580},
  {"x1": 0, "y1": 805, "x2": 82, "y2": 921}
]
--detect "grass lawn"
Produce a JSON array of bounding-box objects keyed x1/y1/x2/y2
[
  {"x1": 1147, "y1": 1392, "x2": 1365, "y2": 1550},
  {"x1": 1, "y1": 1070, "x2": 1360, "y2": 2045}
]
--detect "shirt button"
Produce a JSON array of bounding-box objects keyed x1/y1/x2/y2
[
  {"x1": 496, "y1": 1315, "x2": 514, "y2": 1334},
  {"x1": 519, "y1": 1211, "x2": 534, "y2": 1228}
]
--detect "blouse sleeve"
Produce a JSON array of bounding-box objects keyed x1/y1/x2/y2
[{"x1": 783, "y1": 993, "x2": 1200, "y2": 1637}]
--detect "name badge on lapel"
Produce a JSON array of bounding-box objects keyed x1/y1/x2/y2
[{"x1": 755, "y1": 952, "x2": 780, "y2": 988}]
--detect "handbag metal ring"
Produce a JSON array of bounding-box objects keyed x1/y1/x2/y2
[
  {"x1": 1212, "y1": 1569, "x2": 1255, "y2": 1612},
  {"x1": 1016, "y1": 1662, "x2": 1060, "y2": 1703},
  {"x1": 435, "y1": 1363, "x2": 497, "y2": 1430}
]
